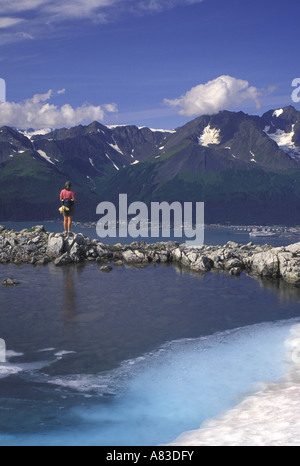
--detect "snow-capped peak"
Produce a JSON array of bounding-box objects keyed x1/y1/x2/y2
[
  {"x1": 264, "y1": 124, "x2": 300, "y2": 160},
  {"x1": 18, "y1": 128, "x2": 53, "y2": 139},
  {"x1": 272, "y1": 109, "x2": 284, "y2": 118}
]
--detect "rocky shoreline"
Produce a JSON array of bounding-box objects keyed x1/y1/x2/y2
[{"x1": 1, "y1": 225, "x2": 300, "y2": 286}]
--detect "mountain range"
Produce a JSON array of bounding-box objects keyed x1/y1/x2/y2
[{"x1": 1, "y1": 105, "x2": 300, "y2": 225}]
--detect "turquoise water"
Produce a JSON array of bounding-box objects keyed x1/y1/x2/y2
[{"x1": 1, "y1": 222, "x2": 300, "y2": 445}]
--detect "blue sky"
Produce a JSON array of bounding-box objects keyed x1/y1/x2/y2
[{"x1": 0, "y1": 0, "x2": 299, "y2": 129}]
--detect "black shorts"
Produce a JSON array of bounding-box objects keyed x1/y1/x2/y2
[{"x1": 64, "y1": 205, "x2": 74, "y2": 217}]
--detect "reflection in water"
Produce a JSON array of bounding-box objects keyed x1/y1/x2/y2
[
  {"x1": 172, "y1": 259, "x2": 300, "y2": 304},
  {"x1": 48, "y1": 263, "x2": 86, "y2": 322},
  {"x1": 62, "y1": 267, "x2": 78, "y2": 322},
  {"x1": 250, "y1": 274, "x2": 300, "y2": 303},
  {"x1": 1, "y1": 262, "x2": 300, "y2": 376}
]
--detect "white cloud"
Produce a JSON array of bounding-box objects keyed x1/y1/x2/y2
[
  {"x1": 0, "y1": 0, "x2": 202, "y2": 17},
  {"x1": 0, "y1": 17, "x2": 24, "y2": 29},
  {"x1": 164, "y1": 75, "x2": 265, "y2": 117},
  {"x1": 43, "y1": 0, "x2": 117, "y2": 21},
  {"x1": 0, "y1": 89, "x2": 118, "y2": 128},
  {"x1": 0, "y1": 0, "x2": 116, "y2": 16},
  {"x1": 131, "y1": 0, "x2": 203, "y2": 13},
  {"x1": 102, "y1": 103, "x2": 118, "y2": 113},
  {"x1": 0, "y1": 0, "x2": 46, "y2": 14},
  {"x1": 0, "y1": 0, "x2": 204, "y2": 41}
]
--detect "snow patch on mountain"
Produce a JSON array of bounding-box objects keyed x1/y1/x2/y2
[
  {"x1": 37, "y1": 149, "x2": 55, "y2": 165},
  {"x1": 105, "y1": 153, "x2": 119, "y2": 170},
  {"x1": 198, "y1": 125, "x2": 221, "y2": 147},
  {"x1": 108, "y1": 137, "x2": 124, "y2": 155},
  {"x1": 264, "y1": 125, "x2": 300, "y2": 160},
  {"x1": 139, "y1": 127, "x2": 176, "y2": 134},
  {"x1": 273, "y1": 109, "x2": 284, "y2": 118},
  {"x1": 19, "y1": 128, "x2": 53, "y2": 140}
]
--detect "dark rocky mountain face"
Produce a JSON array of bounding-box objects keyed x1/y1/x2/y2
[
  {"x1": 258, "y1": 106, "x2": 300, "y2": 160},
  {"x1": 159, "y1": 108, "x2": 299, "y2": 172},
  {"x1": 1, "y1": 106, "x2": 300, "y2": 224},
  {"x1": 259, "y1": 106, "x2": 300, "y2": 134},
  {"x1": 0, "y1": 121, "x2": 173, "y2": 221},
  {"x1": 0, "y1": 126, "x2": 33, "y2": 164},
  {"x1": 110, "y1": 125, "x2": 170, "y2": 161},
  {"x1": 29, "y1": 121, "x2": 169, "y2": 178}
]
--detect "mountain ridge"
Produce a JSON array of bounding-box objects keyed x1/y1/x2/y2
[{"x1": 1, "y1": 106, "x2": 300, "y2": 224}]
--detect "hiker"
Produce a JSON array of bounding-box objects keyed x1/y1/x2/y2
[{"x1": 60, "y1": 181, "x2": 76, "y2": 236}]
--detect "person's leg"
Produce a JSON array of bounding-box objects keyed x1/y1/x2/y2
[
  {"x1": 67, "y1": 216, "x2": 73, "y2": 233},
  {"x1": 63, "y1": 216, "x2": 68, "y2": 233}
]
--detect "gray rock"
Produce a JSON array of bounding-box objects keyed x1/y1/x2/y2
[
  {"x1": 224, "y1": 257, "x2": 244, "y2": 271},
  {"x1": 190, "y1": 255, "x2": 214, "y2": 272},
  {"x1": 36, "y1": 257, "x2": 50, "y2": 266},
  {"x1": 97, "y1": 244, "x2": 108, "y2": 258},
  {"x1": 172, "y1": 247, "x2": 182, "y2": 262},
  {"x1": 100, "y1": 265, "x2": 113, "y2": 273},
  {"x1": 54, "y1": 253, "x2": 72, "y2": 266},
  {"x1": 229, "y1": 267, "x2": 242, "y2": 276},
  {"x1": 113, "y1": 260, "x2": 123, "y2": 267},
  {"x1": 32, "y1": 236, "x2": 42, "y2": 244},
  {"x1": 226, "y1": 241, "x2": 240, "y2": 248},
  {"x1": 30, "y1": 225, "x2": 46, "y2": 235},
  {"x1": 47, "y1": 236, "x2": 65, "y2": 257},
  {"x1": 148, "y1": 251, "x2": 161, "y2": 263},
  {"x1": 285, "y1": 242, "x2": 300, "y2": 256},
  {"x1": 250, "y1": 250, "x2": 280, "y2": 278},
  {"x1": 70, "y1": 243, "x2": 81, "y2": 260},
  {"x1": 158, "y1": 251, "x2": 169, "y2": 263},
  {"x1": 2, "y1": 277, "x2": 20, "y2": 286},
  {"x1": 27, "y1": 243, "x2": 38, "y2": 254},
  {"x1": 74, "y1": 234, "x2": 86, "y2": 246},
  {"x1": 180, "y1": 250, "x2": 192, "y2": 267},
  {"x1": 122, "y1": 249, "x2": 148, "y2": 263},
  {"x1": 278, "y1": 251, "x2": 300, "y2": 285}
]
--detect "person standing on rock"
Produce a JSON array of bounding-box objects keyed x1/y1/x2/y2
[{"x1": 60, "y1": 181, "x2": 76, "y2": 237}]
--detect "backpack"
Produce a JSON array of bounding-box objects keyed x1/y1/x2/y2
[{"x1": 63, "y1": 198, "x2": 73, "y2": 209}]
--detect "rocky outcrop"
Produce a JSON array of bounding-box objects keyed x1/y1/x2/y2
[
  {"x1": 1, "y1": 225, "x2": 300, "y2": 286},
  {"x1": 0, "y1": 225, "x2": 50, "y2": 266},
  {"x1": 2, "y1": 277, "x2": 20, "y2": 286}
]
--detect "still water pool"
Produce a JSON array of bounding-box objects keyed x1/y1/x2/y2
[{"x1": 0, "y1": 259, "x2": 300, "y2": 445}]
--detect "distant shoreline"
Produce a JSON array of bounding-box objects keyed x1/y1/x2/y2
[
  {"x1": 1, "y1": 220, "x2": 300, "y2": 244},
  {"x1": 1, "y1": 219, "x2": 300, "y2": 231}
]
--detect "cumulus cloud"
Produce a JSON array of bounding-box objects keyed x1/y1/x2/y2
[
  {"x1": 164, "y1": 75, "x2": 265, "y2": 117},
  {"x1": 0, "y1": 89, "x2": 118, "y2": 129}
]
